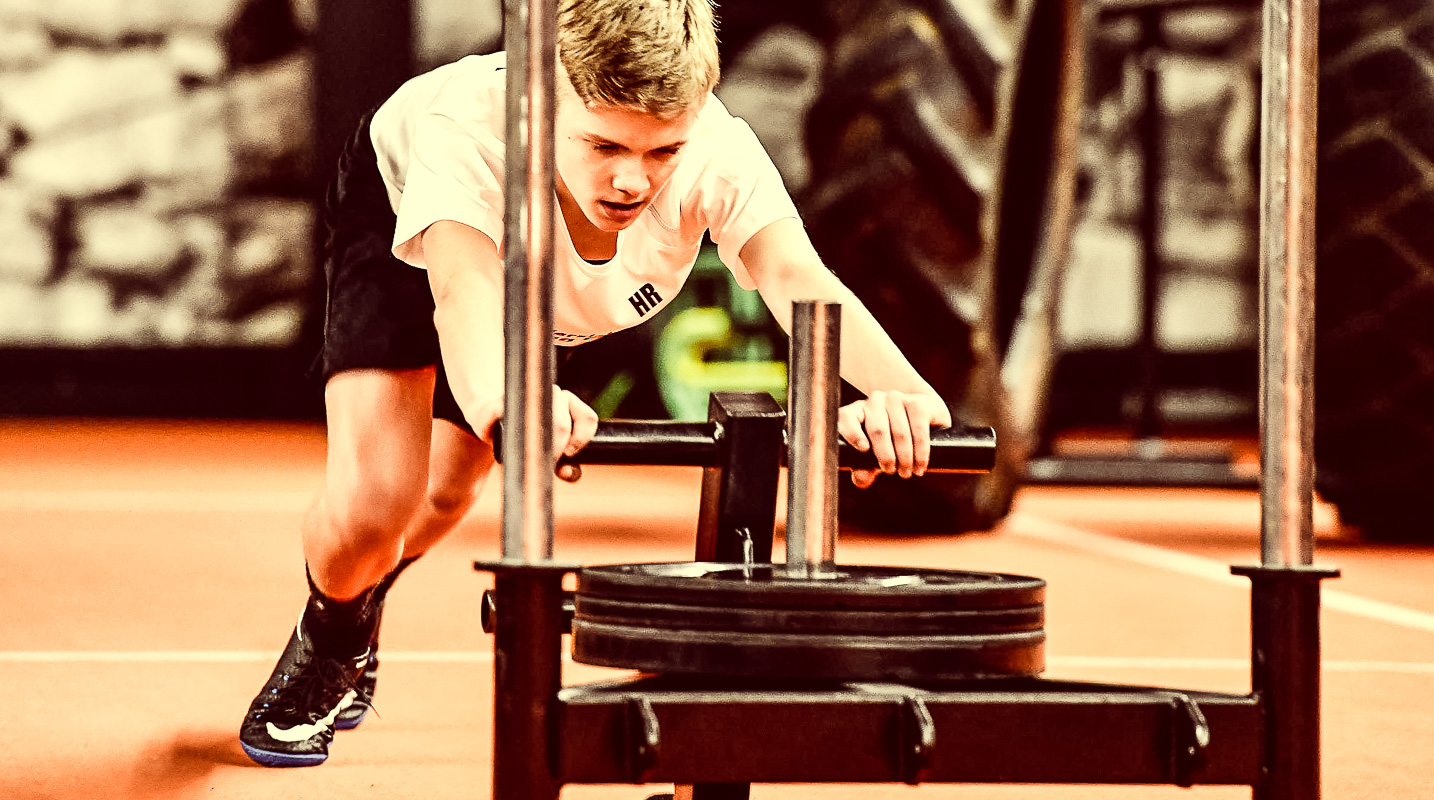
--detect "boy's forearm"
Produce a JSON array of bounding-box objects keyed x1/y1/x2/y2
[
  {"x1": 766, "y1": 265, "x2": 939, "y2": 399},
  {"x1": 423, "y1": 222, "x2": 506, "y2": 426},
  {"x1": 742, "y1": 219, "x2": 939, "y2": 400},
  {"x1": 432, "y1": 268, "x2": 505, "y2": 416}
]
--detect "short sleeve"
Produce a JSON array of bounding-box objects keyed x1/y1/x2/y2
[
  {"x1": 699, "y1": 118, "x2": 801, "y2": 290},
  {"x1": 391, "y1": 113, "x2": 506, "y2": 268}
]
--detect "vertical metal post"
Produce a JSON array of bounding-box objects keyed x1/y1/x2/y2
[
  {"x1": 687, "y1": 391, "x2": 782, "y2": 800},
  {"x1": 502, "y1": 0, "x2": 559, "y2": 563},
  {"x1": 1236, "y1": 3, "x2": 1339, "y2": 800},
  {"x1": 487, "y1": 3, "x2": 565, "y2": 800},
  {"x1": 785, "y1": 301, "x2": 842, "y2": 576},
  {"x1": 1258, "y1": 0, "x2": 1317, "y2": 569},
  {"x1": 1234, "y1": 563, "x2": 1334, "y2": 800},
  {"x1": 694, "y1": 392, "x2": 785, "y2": 565},
  {"x1": 490, "y1": 571, "x2": 566, "y2": 800}
]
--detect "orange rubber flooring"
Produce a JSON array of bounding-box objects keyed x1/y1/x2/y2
[{"x1": 1, "y1": 419, "x2": 1432, "y2": 799}]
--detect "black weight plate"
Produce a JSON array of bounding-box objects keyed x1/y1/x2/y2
[
  {"x1": 576, "y1": 563, "x2": 1045, "y2": 611},
  {"x1": 571, "y1": 620, "x2": 1045, "y2": 681},
  {"x1": 574, "y1": 595, "x2": 1043, "y2": 636}
]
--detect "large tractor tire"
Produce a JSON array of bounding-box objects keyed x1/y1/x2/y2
[
  {"x1": 798, "y1": 0, "x2": 1086, "y2": 532},
  {"x1": 1316, "y1": 0, "x2": 1434, "y2": 542}
]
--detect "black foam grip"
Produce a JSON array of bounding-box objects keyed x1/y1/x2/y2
[{"x1": 492, "y1": 420, "x2": 995, "y2": 473}]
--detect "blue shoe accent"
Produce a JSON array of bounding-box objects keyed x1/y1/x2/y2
[
  {"x1": 240, "y1": 740, "x2": 329, "y2": 768},
  {"x1": 335, "y1": 607, "x2": 384, "y2": 731},
  {"x1": 333, "y1": 703, "x2": 369, "y2": 731}
]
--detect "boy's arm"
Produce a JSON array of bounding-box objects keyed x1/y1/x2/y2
[
  {"x1": 421, "y1": 220, "x2": 597, "y2": 479},
  {"x1": 739, "y1": 217, "x2": 952, "y2": 487}
]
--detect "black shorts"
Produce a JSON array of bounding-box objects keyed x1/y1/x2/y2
[
  {"x1": 311, "y1": 108, "x2": 475, "y2": 432},
  {"x1": 314, "y1": 109, "x2": 572, "y2": 436}
]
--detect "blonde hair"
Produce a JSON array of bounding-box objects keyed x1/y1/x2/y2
[{"x1": 558, "y1": 0, "x2": 720, "y2": 117}]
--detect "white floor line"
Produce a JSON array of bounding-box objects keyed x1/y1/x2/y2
[
  {"x1": 1048, "y1": 656, "x2": 1434, "y2": 675},
  {"x1": 0, "y1": 489, "x2": 315, "y2": 514},
  {"x1": 0, "y1": 651, "x2": 495, "y2": 664},
  {"x1": 1011, "y1": 512, "x2": 1434, "y2": 635},
  {"x1": 1, "y1": 651, "x2": 1431, "y2": 676}
]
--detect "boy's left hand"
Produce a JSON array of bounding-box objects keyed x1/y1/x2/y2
[{"x1": 838, "y1": 391, "x2": 953, "y2": 488}]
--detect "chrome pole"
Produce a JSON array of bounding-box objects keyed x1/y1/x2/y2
[
  {"x1": 501, "y1": 0, "x2": 558, "y2": 562},
  {"x1": 1257, "y1": 0, "x2": 1318, "y2": 568},
  {"x1": 785, "y1": 301, "x2": 842, "y2": 577}
]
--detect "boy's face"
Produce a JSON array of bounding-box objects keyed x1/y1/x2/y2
[{"x1": 554, "y1": 90, "x2": 703, "y2": 234}]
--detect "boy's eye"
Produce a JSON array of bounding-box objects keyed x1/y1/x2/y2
[{"x1": 593, "y1": 143, "x2": 620, "y2": 152}]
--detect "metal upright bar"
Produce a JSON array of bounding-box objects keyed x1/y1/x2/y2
[
  {"x1": 487, "y1": 2, "x2": 566, "y2": 800},
  {"x1": 1234, "y1": 2, "x2": 1339, "y2": 799},
  {"x1": 785, "y1": 301, "x2": 842, "y2": 576},
  {"x1": 1257, "y1": 0, "x2": 1318, "y2": 569},
  {"x1": 501, "y1": 0, "x2": 559, "y2": 563}
]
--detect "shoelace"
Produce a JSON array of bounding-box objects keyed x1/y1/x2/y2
[{"x1": 271, "y1": 652, "x2": 375, "y2": 722}]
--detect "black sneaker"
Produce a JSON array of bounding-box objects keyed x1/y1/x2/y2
[
  {"x1": 333, "y1": 613, "x2": 381, "y2": 731},
  {"x1": 331, "y1": 557, "x2": 415, "y2": 731},
  {"x1": 239, "y1": 615, "x2": 370, "y2": 767}
]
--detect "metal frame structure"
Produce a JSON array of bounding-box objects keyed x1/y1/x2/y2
[{"x1": 475, "y1": 1, "x2": 1337, "y2": 798}]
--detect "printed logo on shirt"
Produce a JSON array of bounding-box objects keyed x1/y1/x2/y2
[
  {"x1": 628, "y1": 283, "x2": 663, "y2": 317},
  {"x1": 554, "y1": 331, "x2": 607, "y2": 346}
]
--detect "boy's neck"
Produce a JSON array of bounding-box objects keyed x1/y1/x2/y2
[{"x1": 556, "y1": 182, "x2": 618, "y2": 261}]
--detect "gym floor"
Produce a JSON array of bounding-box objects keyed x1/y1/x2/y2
[{"x1": 1, "y1": 419, "x2": 1430, "y2": 799}]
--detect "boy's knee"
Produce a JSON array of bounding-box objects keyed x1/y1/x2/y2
[
  {"x1": 425, "y1": 483, "x2": 478, "y2": 520},
  {"x1": 323, "y1": 474, "x2": 425, "y2": 546}
]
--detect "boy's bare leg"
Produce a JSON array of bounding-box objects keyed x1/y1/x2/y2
[
  {"x1": 330, "y1": 415, "x2": 496, "y2": 732},
  {"x1": 305, "y1": 367, "x2": 439, "y2": 600},
  {"x1": 399, "y1": 418, "x2": 497, "y2": 559},
  {"x1": 242, "y1": 366, "x2": 442, "y2": 766}
]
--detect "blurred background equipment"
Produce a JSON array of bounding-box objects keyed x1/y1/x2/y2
[
  {"x1": 1025, "y1": 0, "x2": 1263, "y2": 491},
  {"x1": 1025, "y1": 0, "x2": 1434, "y2": 543},
  {"x1": 1312, "y1": 0, "x2": 1434, "y2": 543},
  {"x1": 717, "y1": 0, "x2": 1087, "y2": 533}
]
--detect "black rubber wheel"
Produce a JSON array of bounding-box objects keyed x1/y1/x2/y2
[
  {"x1": 798, "y1": 0, "x2": 1086, "y2": 532},
  {"x1": 1316, "y1": 0, "x2": 1434, "y2": 542}
]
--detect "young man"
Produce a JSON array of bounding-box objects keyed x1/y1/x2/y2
[{"x1": 239, "y1": 0, "x2": 951, "y2": 767}]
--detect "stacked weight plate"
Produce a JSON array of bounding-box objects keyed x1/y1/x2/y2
[{"x1": 571, "y1": 562, "x2": 1045, "y2": 681}]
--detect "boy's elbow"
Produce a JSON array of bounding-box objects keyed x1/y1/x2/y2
[
  {"x1": 424, "y1": 224, "x2": 501, "y2": 299},
  {"x1": 752, "y1": 253, "x2": 829, "y2": 296}
]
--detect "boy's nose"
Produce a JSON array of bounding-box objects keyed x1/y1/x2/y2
[{"x1": 611, "y1": 158, "x2": 649, "y2": 195}]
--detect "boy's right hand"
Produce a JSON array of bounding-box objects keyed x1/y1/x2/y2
[
  {"x1": 551, "y1": 388, "x2": 599, "y2": 482},
  {"x1": 471, "y1": 387, "x2": 599, "y2": 483}
]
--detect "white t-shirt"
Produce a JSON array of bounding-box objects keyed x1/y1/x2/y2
[{"x1": 369, "y1": 52, "x2": 800, "y2": 346}]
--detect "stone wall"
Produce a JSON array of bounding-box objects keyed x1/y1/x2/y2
[
  {"x1": 0, "y1": 0, "x2": 317, "y2": 348},
  {"x1": 0, "y1": 0, "x2": 509, "y2": 350}
]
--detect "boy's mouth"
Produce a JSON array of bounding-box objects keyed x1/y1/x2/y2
[{"x1": 597, "y1": 199, "x2": 644, "y2": 223}]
